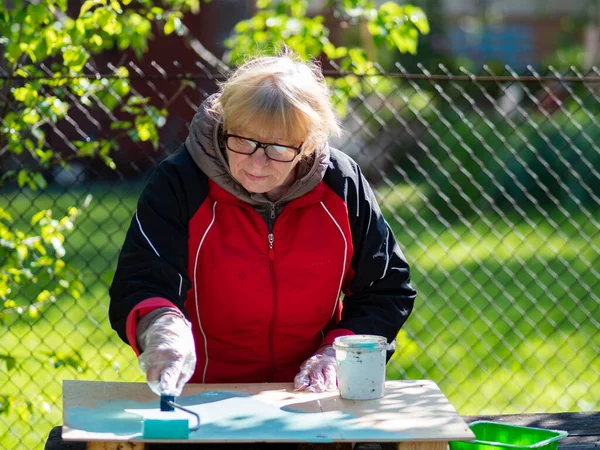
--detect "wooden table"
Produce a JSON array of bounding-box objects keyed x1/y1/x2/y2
[
  {"x1": 58, "y1": 380, "x2": 474, "y2": 450},
  {"x1": 47, "y1": 410, "x2": 600, "y2": 449}
]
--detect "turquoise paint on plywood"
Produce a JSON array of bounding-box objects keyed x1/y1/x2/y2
[{"x1": 66, "y1": 390, "x2": 411, "y2": 442}]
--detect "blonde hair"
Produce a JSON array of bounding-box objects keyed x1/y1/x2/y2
[{"x1": 207, "y1": 51, "x2": 341, "y2": 156}]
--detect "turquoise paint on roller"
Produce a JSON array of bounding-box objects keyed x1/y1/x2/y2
[
  {"x1": 142, "y1": 417, "x2": 190, "y2": 439},
  {"x1": 141, "y1": 395, "x2": 200, "y2": 439}
]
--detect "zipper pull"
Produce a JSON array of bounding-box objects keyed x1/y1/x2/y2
[
  {"x1": 270, "y1": 204, "x2": 276, "y2": 220},
  {"x1": 268, "y1": 233, "x2": 274, "y2": 259}
]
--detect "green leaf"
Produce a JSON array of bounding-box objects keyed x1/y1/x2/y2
[
  {"x1": 406, "y1": 5, "x2": 429, "y2": 34},
  {"x1": 110, "y1": 0, "x2": 123, "y2": 13},
  {"x1": 28, "y1": 305, "x2": 39, "y2": 319},
  {"x1": 390, "y1": 29, "x2": 417, "y2": 54},
  {"x1": 90, "y1": 34, "x2": 103, "y2": 47},
  {"x1": 62, "y1": 46, "x2": 89, "y2": 72},
  {"x1": 379, "y1": 1, "x2": 402, "y2": 17},
  {"x1": 0, "y1": 395, "x2": 13, "y2": 415},
  {"x1": 334, "y1": 46, "x2": 348, "y2": 59},
  {"x1": 36, "y1": 290, "x2": 51, "y2": 303},
  {"x1": 33, "y1": 239, "x2": 47, "y2": 256},
  {"x1": 101, "y1": 154, "x2": 116, "y2": 170},
  {"x1": 55, "y1": 259, "x2": 66, "y2": 273},
  {"x1": 0, "y1": 208, "x2": 13, "y2": 222},
  {"x1": 16, "y1": 244, "x2": 28, "y2": 260},
  {"x1": 95, "y1": 8, "x2": 119, "y2": 34},
  {"x1": 76, "y1": 141, "x2": 98, "y2": 157},
  {"x1": 13, "y1": 87, "x2": 38, "y2": 102},
  {"x1": 32, "y1": 173, "x2": 48, "y2": 189},
  {"x1": 111, "y1": 78, "x2": 130, "y2": 98},
  {"x1": 110, "y1": 121, "x2": 132, "y2": 130},
  {"x1": 27, "y1": 3, "x2": 50, "y2": 27},
  {"x1": 0, "y1": 354, "x2": 16, "y2": 372},
  {"x1": 22, "y1": 108, "x2": 40, "y2": 124},
  {"x1": 135, "y1": 116, "x2": 156, "y2": 142},
  {"x1": 31, "y1": 210, "x2": 48, "y2": 226},
  {"x1": 348, "y1": 48, "x2": 370, "y2": 73},
  {"x1": 164, "y1": 14, "x2": 183, "y2": 36},
  {"x1": 322, "y1": 41, "x2": 337, "y2": 59},
  {"x1": 17, "y1": 170, "x2": 30, "y2": 188},
  {"x1": 80, "y1": 0, "x2": 106, "y2": 17},
  {"x1": 189, "y1": 0, "x2": 201, "y2": 14},
  {"x1": 55, "y1": 0, "x2": 68, "y2": 12},
  {"x1": 3, "y1": 301, "x2": 17, "y2": 310},
  {"x1": 45, "y1": 351, "x2": 88, "y2": 373},
  {"x1": 35, "y1": 148, "x2": 54, "y2": 165}
]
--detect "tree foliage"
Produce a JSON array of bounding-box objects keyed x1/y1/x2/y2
[
  {"x1": 0, "y1": 0, "x2": 211, "y2": 312},
  {"x1": 225, "y1": 0, "x2": 429, "y2": 64},
  {"x1": 225, "y1": 0, "x2": 429, "y2": 117},
  {"x1": 0, "y1": 0, "x2": 205, "y2": 419}
]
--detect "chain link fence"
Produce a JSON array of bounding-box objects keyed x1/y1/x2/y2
[{"x1": 1, "y1": 60, "x2": 599, "y2": 449}]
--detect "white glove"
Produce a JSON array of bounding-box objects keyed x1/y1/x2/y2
[
  {"x1": 293, "y1": 345, "x2": 337, "y2": 393},
  {"x1": 136, "y1": 309, "x2": 196, "y2": 396}
]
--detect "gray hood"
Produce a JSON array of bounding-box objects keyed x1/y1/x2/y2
[{"x1": 184, "y1": 95, "x2": 330, "y2": 207}]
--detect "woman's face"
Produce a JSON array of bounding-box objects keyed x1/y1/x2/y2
[{"x1": 226, "y1": 129, "x2": 302, "y2": 198}]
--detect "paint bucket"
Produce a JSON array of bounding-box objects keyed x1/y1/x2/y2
[{"x1": 333, "y1": 335, "x2": 388, "y2": 400}]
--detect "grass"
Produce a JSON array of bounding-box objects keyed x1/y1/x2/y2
[
  {"x1": 1, "y1": 181, "x2": 599, "y2": 450},
  {"x1": 379, "y1": 186, "x2": 600, "y2": 414}
]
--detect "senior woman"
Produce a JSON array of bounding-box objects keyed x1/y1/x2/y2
[{"x1": 108, "y1": 53, "x2": 416, "y2": 397}]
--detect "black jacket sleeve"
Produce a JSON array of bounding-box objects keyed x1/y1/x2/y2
[
  {"x1": 108, "y1": 145, "x2": 207, "y2": 345},
  {"x1": 326, "y1": 150, "x2": 417, "y2": 347}
]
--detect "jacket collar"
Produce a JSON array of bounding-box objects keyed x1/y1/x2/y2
[{"x1": 184, "y1": 95, "x2": 330, "y2": 206}]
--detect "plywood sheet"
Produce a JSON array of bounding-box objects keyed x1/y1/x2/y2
[{"x1": 62, "y1": 380, "x2": 474, "y2": 444}]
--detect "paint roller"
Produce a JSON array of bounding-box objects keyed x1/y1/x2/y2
[{"x1": 142, "y1": 394, "x2": 201, "y2": 439}]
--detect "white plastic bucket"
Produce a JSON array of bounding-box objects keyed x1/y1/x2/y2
[{"x1": 333, "y1": 334, "x2": 388, "y2": 400}]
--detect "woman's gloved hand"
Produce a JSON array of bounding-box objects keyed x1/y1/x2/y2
[
  {"x1": 293, "y1": 345, "x2": 337, "y2": 393},
  {"x1": 136, "y1": 309, "x2": 196, "y2": 396}
]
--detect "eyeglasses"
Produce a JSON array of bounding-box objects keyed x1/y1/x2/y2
[{"x1": 224, "y1": 133, "x2": 302, "y2": 163}]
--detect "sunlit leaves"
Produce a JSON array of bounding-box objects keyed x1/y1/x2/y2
[
  {"x1": 0, "y1": 200, "x2": 89, "y2": 322},
  {"x1": 45, "y1": 350, "x2": 88, "y2": 373},
  {"x1": 80, "y1": 0, "x2": 107, "y2": 17},
  {"x1": 367, "y1": 3, "x2": 429, "y2": 55},
  {"x1": 164, "y1": 12, "x2": 184, "y2": 35},
  {"x1": 0, "y1": 395, "x2": 12, "y2": 416},
  {"x1": 13, "y1": 87, "x2": 38, "y2": 103},
  {"x1": 225, "y1": 0, "x2": 428, "y2": 116},
  {"x1": 0, "y1": 393, "x2": 50, "y2": 420},
  {"x1": 63, "y1": 46, "x2": 89, "y2": 71},
  {"x1": 0, "y1": 0, "x2": 187, "y2": 185},
  {"x1": 124, "y1": 96, "x2": 166, "y2": 149},
  {"x1": 0, "y1": 0, "x2": 208, "y2": 423},
  {"x1": 226, "y1": 0, "x2": 428, "y2": 63}
]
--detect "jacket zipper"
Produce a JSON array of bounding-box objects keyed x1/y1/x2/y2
[
  {"x1": 267, "y1": 230, "x2": 276, "y2": 381},
  {"x1": 268, "y1": 203, "x2": 276, "y2": 229},
  {"x1": 267, "y1": 203, "x2": 277, "y2": 380}
]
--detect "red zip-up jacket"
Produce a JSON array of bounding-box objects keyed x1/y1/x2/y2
[{"x1": 109, "y1": 144, "x2": 416, "y2": 383}]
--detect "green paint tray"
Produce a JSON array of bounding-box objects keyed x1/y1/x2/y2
[{"x1": 450, "y1": 421, "x2": 568, "y2": 450}]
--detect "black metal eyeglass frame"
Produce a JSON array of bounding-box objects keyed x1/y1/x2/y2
[{"x1": 224, "y1": 133, "x2": 302, "y2": 163}]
